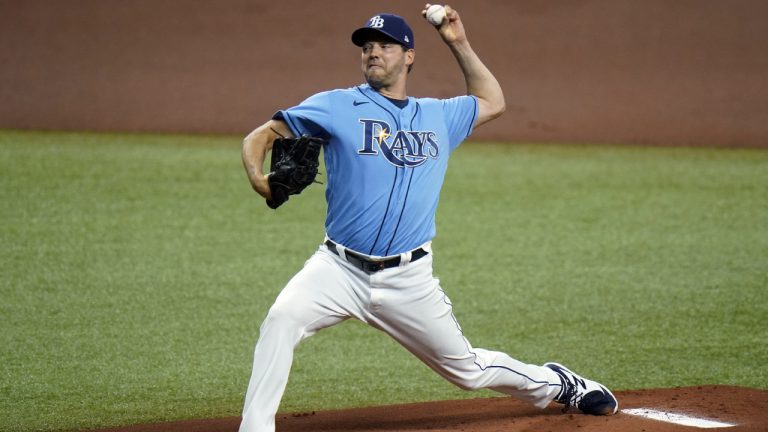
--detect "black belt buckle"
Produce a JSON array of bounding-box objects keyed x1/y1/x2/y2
[
  {"x1": 371, "y1": 260, "x2": 387, "y2": 272},
  {"x1": 347, "y1": 249, "x2": 395, "y2": 272}
]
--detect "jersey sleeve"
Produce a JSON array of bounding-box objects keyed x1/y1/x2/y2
[
  {"x1": 441, "y1": 95, "x2": 479, "y2": 151},
  {"x1": 272, "y1": 91, "x2": 333, "y2": 140}
]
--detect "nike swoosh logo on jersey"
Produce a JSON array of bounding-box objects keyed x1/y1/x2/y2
[{"x1": 353, "y1": 100, "x2": 369, "y2": 106}]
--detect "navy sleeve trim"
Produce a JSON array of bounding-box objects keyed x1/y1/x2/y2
[{"x1": 467, "y1": 96, "x2": 478, "y2": 138}]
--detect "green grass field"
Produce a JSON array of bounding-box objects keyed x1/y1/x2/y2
[{"x1": 1, "y1": 130, "x2": 766, "y2": 432}]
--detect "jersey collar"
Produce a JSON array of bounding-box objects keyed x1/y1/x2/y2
[{"x1": 357, "y1": 84, "x2": 410, "y2": 110}]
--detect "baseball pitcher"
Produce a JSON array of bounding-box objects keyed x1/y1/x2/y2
[{"x1": 240, "y1": 5, "x2": 618, "y2": 431}]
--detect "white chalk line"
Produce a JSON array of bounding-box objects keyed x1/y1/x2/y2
[{"x1": 622, "y1": 408, "x2": 736, "y2": 428}]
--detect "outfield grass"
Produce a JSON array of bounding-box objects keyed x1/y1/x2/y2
[{"x1": 1, "y1": 130, "x2": 766, "y2": 432}]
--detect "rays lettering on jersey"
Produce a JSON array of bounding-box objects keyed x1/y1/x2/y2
[{"x1": 358, "y1": 119, "x2": 439, "y2": 167}]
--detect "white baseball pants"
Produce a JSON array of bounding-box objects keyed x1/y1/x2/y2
[{"x1": 239, "y1": 242, "x2": 562, "y2": 432}]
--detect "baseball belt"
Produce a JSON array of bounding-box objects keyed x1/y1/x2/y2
[{"x1": 324, "y1": 239, "x2": 428, "y2": 273}]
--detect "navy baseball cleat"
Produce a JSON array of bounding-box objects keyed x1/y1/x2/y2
[{"x1": 544, "y1": 362, "x2": 619, "y2": 416}]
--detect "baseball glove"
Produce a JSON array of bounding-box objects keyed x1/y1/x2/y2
[{"x1": 266, "y1": 134, "x2": 324, "y2": 209}]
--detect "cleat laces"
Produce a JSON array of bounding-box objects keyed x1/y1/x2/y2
[{"x1": 555, "y1": 372, "x2": 587, "y2": 412}]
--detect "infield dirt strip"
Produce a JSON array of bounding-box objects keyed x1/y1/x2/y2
[{"x1": 91, "y1": 386, "x2": 767, "y2": 432}]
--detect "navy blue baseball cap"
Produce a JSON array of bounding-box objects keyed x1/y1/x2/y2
[{"x1": 351, "y1": 13, "x2": 414, "y2": 49}]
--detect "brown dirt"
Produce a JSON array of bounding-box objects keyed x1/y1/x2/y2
[
  {"x1": 89, "y1": 385, "x2": 768, "y2": 432},
  {"x1": 2, "y1": 1, "x2": 768, "y2": 147}
]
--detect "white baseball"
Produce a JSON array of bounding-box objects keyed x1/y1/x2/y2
[{"x1": 426, "y1": 4, "x2": 446, "y2": 26}]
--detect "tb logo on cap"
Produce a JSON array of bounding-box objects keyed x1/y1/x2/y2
[{"x1": 369, "y1": 16, "x2": 385, "y2": 28}]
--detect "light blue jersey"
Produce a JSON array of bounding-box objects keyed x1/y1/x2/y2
[{"x1": 274, "y1": 83, "x2": 478, "y2": 256}]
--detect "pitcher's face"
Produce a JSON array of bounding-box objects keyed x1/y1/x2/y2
[{"x1": 361, "y1": 39, "x2": 413, "y2": 89}]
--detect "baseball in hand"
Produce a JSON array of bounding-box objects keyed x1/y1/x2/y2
[{"x1": 426, "y1": 4, "x2": 446, "y2": 26}]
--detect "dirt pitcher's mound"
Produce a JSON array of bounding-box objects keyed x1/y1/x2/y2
[{"x1": 91, "y1": 385, "x2": 767, "y2": 432}]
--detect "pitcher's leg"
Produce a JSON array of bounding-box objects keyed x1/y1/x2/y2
[
  {"x1": 371, "y1": 258, "x2": 562, "y2": 408},
  {"x1": 240, "y1": 250, "x2": 361, "y2": 432}
]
